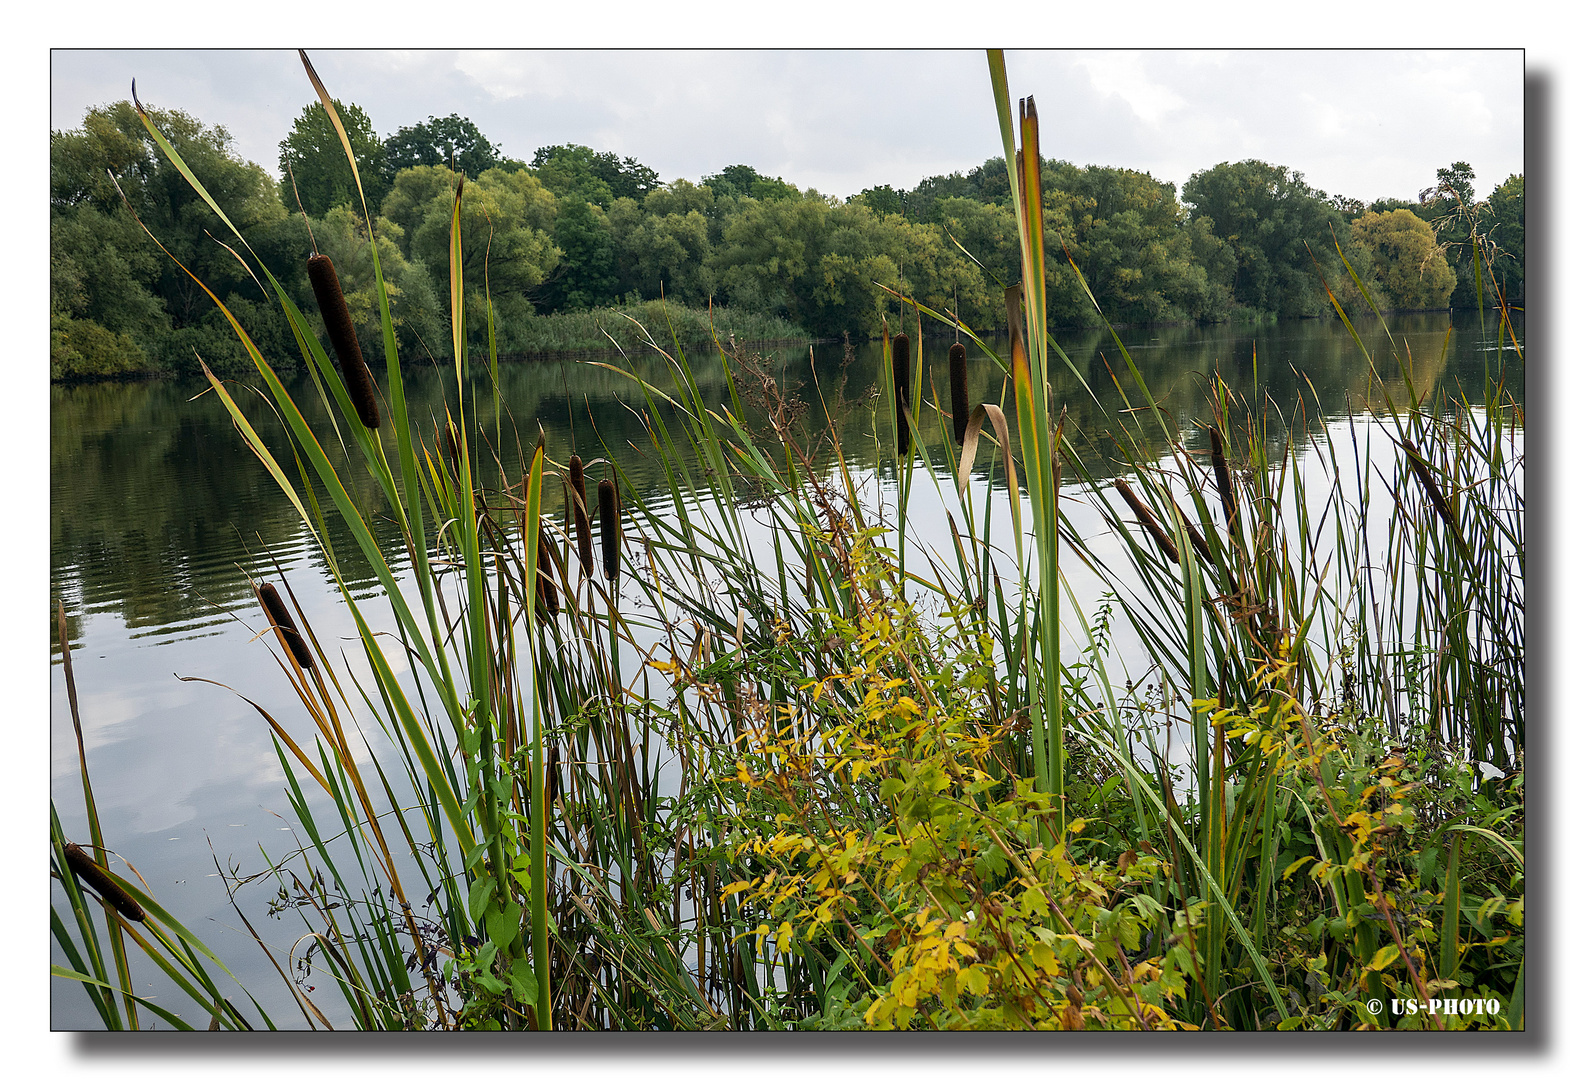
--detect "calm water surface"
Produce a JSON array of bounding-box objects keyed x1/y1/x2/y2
[{"x1": 49, "y1": 312, "x2": 1521, "y2": 1027}]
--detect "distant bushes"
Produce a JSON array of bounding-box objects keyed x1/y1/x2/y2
[
  {"x1": 482, "y1": 300, "x2": 810, "y2": 358},
  {"x1": 50, "y1": 312, "x2": 146, "y2": 380}
]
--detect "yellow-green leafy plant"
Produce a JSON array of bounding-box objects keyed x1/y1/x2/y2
[{"x1": 715, "y1": 527, "x2": 1193, "y2": 1030}]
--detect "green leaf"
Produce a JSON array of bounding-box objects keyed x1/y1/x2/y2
[
  {"x1": 509, "y1": 956, "x2": 540, "y2": 1002},
  {"x1": 1282, "y1": 855, "x2": 1317, "y2": 880},
  {"x1": 468, "y1": 877, "x2": 496, "y2": 921},
  {"x1": 486, "y1": 902, "x2": 524, "y2": 952}
]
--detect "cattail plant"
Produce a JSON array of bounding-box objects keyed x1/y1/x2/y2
[
  {"x1": 599, "y1": 478, "x2": 621, "y2": 580},
  {"x1": 537, "y1": 522, "x2": 560, "y2": 617},
  {"x1": 1208, "y1": 425, "x2": 1239, "y2": 538},
  {"x1": 892, "y1": 333, "x2": 912, "y2": 456},
  {"x1": 1400, "y1": 436, "x2": 1463, "y2": 542},
  {"x1": 442, "y1": 419, "x2": 463, "y2": 480},
  {"x1": 256, "y1": 581, "x2": 315, "y2": 669},
  {"x1": 568, "y1": 455, "x2": 594, "y2": 577},
  {"x1": 1169, "y1": 491, "x2": 1217, "y2": 568},
  {"x1": 306, "y1": 253, "x2": 380, "y2": 430},
  {"x1": 1113, "y1": 477, "x2": 1180, "y2": 565},
  {"x1": 949, "y1": 342, "x2": 969, "y2": 447},
  {"x1": 62, "y1": 842, "x2": 146, "y2": 922}
]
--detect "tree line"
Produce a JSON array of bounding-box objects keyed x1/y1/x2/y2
[{"x1": 51, "y1": 99, "x2": 1524, "y2": 380}]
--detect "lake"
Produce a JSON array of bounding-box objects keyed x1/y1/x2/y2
[{"x1": 49, "y1": 310, "x2": 1521, "y2": 1028}]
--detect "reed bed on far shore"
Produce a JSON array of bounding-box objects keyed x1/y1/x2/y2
[{"x1": 498, "y1": 300, "x2": 810, "y2": 359}]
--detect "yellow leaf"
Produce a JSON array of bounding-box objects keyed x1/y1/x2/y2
[
  {"x1": 1369, "y1": 944, "x2": 1400, "y2": 971},
  {"x1": 959, "y1": 965, "x2": 990, "y2": 996},
  {"x1": 1282, "y1": 855, "x2": 1317, "y2": 880}
]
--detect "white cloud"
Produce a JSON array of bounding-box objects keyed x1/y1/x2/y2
[
  {"x1": 1073, "y1": 51, "x2": 1188, "y2": 126},
  {"x1": 48, "y1": 48, "x2": 1524, "y2": 205}
]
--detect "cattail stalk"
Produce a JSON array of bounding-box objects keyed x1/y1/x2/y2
[
  {"x1": 568, "y1": 455, "x2": 594, "y2": 577},
  {"x1": 1401, "y1": 437, "x2": 1464, "y2": 543},
  {"x1": 949, "y1": 342, "x2": 970, "y2": 447},
  {"x1": 892, "y1": 333, "x2": 912, "y2": 456},
  {"x1": 1113, "y1": 478, "x2": 1180, "y2": 565},
  {"x1": 62, "y1": 842, "x2": 146, "y2": 922},
  {"x1": 1209, "y1": 425, "x2": 1239, "y2": 537},
  {"x1": 545, "y1": 742, "x2": 560, "y2": 807},
  {"x1": 307, "y1": 253, "x2": 380, "y2": 430},
  {"x1": 257, "y1": 582, "x2": 315, "y2": 669},
  {"x1": 599, "y1": 478, "x2": 621, "y2": 580},
  {"x1": 442, "y1": 420, "x2": 462, "y2": 480},
  {"x1": 1167, "y1": 492, "x2": 1217, "y2": 568},
  {"x1": 536, "y1": 524, "x2": 560, "y2": 617}
]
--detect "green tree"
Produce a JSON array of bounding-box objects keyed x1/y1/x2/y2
[
  {"x1": 1045, "y1": 166, "x2": 1226, "y2": 325},
  {"x1": 854, "y1": 185, "x2": 906, "y2": 217},
  {"x1": 1426, "y1": 161, "x2": 1477, "y2": 206},
  {"x1": 1181, "y1": 160, "x2": 1358, "y2": 318},
  {"x1": 387, "y1": 166, "x2": 560, "y2": 352},
  {"x1": 53, "y1": 101, "x2": 302, "y2": 377},
  {"x1": 383, "y1": 114, "x2": 500, "y2": 181},
  {"x1": 701, "y1": 164, "x2": 798, "y2": 203},
  {"x1": 644, "y1": 178, "x2": 714, "y2": 218},
  {"x1": 532, "y1": 144, "x2": 660, "y2": 208},
  {"x1": 821, "y1": 202, "x2": 992, "y2": 338},
  {"x1": 51, "y1": 311, "x2": 146, "y2": 380},
  {"x1": 926, "y1": 195, "x2": 1018, "y2": 328},
  {"x1": 1415, "y1": 163, "x2": 1524, "y2": 310},
  {"x1": 278, "y1": 100, "x2": 387, "y2": 217},
  {"x1": 50, "y1": 203, "x2": 168, "y2": 345},
  {"x1": 907, "y1": 156, "x2": 1023, "y2": 221},
  {"x1": 539, "y1": 196, "x2": 619, "y2": 312},
  {"x1": 1485, "y1": 174, "x2": 1524, "y2": 304},
  {"x1": 609, "y1": 191, "x2": 715, "y2": 307},
  {"x1": 379, "y1": 164, "x2": 463, "y2": 257},
  {"x1": 1349, "y1": 208, "x2": 1456, "y2": 310},
  {"x1": 906, "y1": 171, "x2": 978, "y2": 223},
  {"x1": 1181, "y1": 215, "x2": 1237, "y2": 320},
  {"x1": 709, "y1": 195, "x2": 828, "y2": 327}
]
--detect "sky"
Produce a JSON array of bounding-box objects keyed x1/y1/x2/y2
[{"x1": 49, "y1": 48, "x2": 1524, "y2": 207}]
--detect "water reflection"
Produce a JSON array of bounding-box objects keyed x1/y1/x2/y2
[{"x1": 51, "y1": 313, "x2": 1519, "y2": 657}]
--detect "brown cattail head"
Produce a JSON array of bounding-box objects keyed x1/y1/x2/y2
[
  {"x1": 949, "y1": 342, "x2": 970, "y2": 447},
  {"x1": 1208, "y1": 425, "x2": 1239, "y2": 536},
  {"x1": 307, "y1": 253, "x2": 380, "y2": 430},
  {"x1": 568, "y1": 455, "x2": 594, "y2": 577},
  {"x1": 1113, "y1": 478, "x2": 1180, "y2": 565},
  {"x1": 442, "y1": 419, "x2": 463, "y2": 480},
  {"x1": 536, "y1": 523, "x2": 560, "y2": 617},
  {"x1": 257, "y1": 582, "x2": 315, "y2": 669},
  {"x1": 598, "y1": 478, "x2": 621, "y2": 580},
  {"x1": 1400, "y1": 438, "x2": 1462, "y2": 540},
  {"x1": 62, "y1": 842, "x2": 146, "y2": 922},
  {"x1": 892, "y1": 332, "x2": 912, "y2": 456},
  {"x1": 545, "y1": 741, "x2": 560, "y2": 806}
]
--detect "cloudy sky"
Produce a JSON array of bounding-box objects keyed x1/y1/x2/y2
[{"x1": 50, "y1": 47, "x2": 1524, "y2": 207}]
